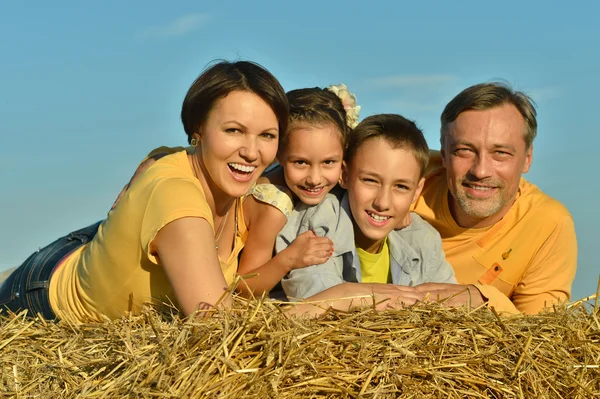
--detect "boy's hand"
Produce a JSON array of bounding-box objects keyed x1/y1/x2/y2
[
  {"x1": 415, "y1": 283, "x2": 485, "y2": 308},
  {"x1": 283, "y1": 230, "x2": 334, "y2": 270},
  {"x1": 367, "y1": 284, "x2": 425, "y2": 310}
]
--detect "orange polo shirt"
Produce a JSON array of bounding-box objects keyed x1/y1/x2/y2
[{"x1": 412, "y1": 164, "x2": 577, "y2": 315}]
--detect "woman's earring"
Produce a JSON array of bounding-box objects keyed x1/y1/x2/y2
[{"x1": 190, "y1": 137, "x2": 198, "y2": 147}]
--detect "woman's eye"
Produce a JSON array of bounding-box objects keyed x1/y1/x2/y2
[
  {"x1": 261, "y1": 132, "x2": 277, "y2": 140},
  {"x1": 225, "y1": 128, "x2": 240, "y2": 134}
]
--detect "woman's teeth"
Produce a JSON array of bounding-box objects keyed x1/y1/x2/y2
[{"x1": 229, "y1": 163, "x2": 256, "y2": 173}]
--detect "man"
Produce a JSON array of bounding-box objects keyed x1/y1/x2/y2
[{"x1": 412, "y1": 82, "x2": 577, "y2": 314}]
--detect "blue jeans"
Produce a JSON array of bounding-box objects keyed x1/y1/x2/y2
[{"x1": 0, "y1": 221, "x2": 101, "y2": 320}]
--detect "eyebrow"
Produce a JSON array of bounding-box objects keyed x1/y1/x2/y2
[
  {"x1": 287, "y1": 153, "x2": 343, "y2": 160},
  {"x1": 491, "y1": 143, "x2": 517, "y2": 152},
  {"x1": 451, "y1": 139, "x2": 516, "y2": 152},
  {"x1": 358, "y1": 169, "x2": 415, "y2": 185},
  {"x1": 223, "y1": 120, "x2": 279, "y2": 132}
]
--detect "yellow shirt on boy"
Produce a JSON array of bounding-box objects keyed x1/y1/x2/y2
[
  {"x1": 412, "y1": 163, "x2": 577, "y2": 315},
  {"x1": 357, "y1": 239, "x2": 391, "y2": 284},
  {"x1": 49, "y1": 150, "x2": 247, "y2": 322}
]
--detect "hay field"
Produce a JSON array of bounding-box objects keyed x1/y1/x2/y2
[{"x1": 1, "y1": 296, "x2": 599, "y2": 398}]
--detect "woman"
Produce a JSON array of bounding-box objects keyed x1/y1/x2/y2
[{"x1": 0, "y1": 60, "x2": 289, "y2": 321}]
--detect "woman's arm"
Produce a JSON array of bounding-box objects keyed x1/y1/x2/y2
[
  {"x1": 237, "y1": 196, "x2": 333, "y2": 297},
  {"x1": 151, "y1": 217, "x2": 231, "y2": 316}
]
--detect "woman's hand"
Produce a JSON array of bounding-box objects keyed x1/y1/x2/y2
[{"x1": 282, "y1": 230, "x2": 334, "y2": 270}]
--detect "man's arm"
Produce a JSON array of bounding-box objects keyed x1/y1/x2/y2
[{"x1": 509, "y1": 212, "x2": 577, "y2": 314}]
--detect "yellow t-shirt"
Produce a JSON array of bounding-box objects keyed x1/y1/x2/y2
[
  {"x1": 49, "y1": 150, "x2": 247, "y2": 322},
  {"x1": 412, "y1": 161, "x2": 577, "y2": 315},
  {"x1": 357, "y1": 239, "x2": 391, "y2": 284}
]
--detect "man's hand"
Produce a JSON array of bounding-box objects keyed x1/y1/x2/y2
[
  {"x1": 414, "y1": 283, "x2": 486, "y2": 309},
  {"x1": 282, "y1": 230, "x2": 334, "y2": 270}
]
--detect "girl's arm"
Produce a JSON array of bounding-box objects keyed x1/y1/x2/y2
[
  {"x1": 151, "y1": 217, "x2": 231, "y2": 316},
  {"x1": 237, "y1": 196, "x2": 333, "y2": 298}
]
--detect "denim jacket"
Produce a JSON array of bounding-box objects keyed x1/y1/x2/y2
[{"x1": 279, "y1": 190, "x2": 456, "y2": 300}]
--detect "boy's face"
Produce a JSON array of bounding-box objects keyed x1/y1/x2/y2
[{"x1": 342, "y1": 137, "x2": 424, "y2": 253}]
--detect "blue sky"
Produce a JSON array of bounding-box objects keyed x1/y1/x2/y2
[{"x1": 1, "y1": 1, "x2": 598, "y2": 299}]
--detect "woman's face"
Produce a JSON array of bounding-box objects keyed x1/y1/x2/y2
[{"x1": 197, "y1": 90, "x2": 280, "y2": 198}]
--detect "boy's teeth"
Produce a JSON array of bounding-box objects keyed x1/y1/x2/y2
[
  {"x1": 304, "y1": 187, "x2": 322, "y2": 192},
  {"x1": 229, "y1": 163, "x2": 256, "y2": 173},
  {"x1": 368, "y1": 212, "x2": 390, "y2": 222}
]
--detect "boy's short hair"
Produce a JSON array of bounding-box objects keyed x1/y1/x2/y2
[{"x1": 345, "y1": 114, "x2": 429, "y2": 178}]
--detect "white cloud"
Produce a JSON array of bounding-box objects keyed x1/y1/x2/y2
[
  {"x1": 367, "y1": 74, "x2": 458, "y2": 89},
  {"x1": 136, "y1": 13, "x2": 210, "y2": 40},
  {"x1": 526, "y1": 87, "x2": 559, "y2": 103}
]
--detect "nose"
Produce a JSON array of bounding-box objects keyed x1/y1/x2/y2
[
  {"x1": 469, "y1": 153, "x2": 492, "y2": 180},
  {"x1": 306, "y1": 166, "x2": 321, "y2": 186},
  {"x1": 239, "y1": 136, "x2": 258, "y2": 162},
  {"x1": 372, "y1": 187, "x2": 391, "y2": 211}
]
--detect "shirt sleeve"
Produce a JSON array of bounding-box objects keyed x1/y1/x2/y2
[
  {"x1": 281, "y1": 258, "x2": 346, "y2": 300},
  {"x1": 474, "y1": 284, "x2": 520, "y2": 315},
  {"x1": 140, "y1": 177, "x2": 214, "y2": 264},
  {"x1": 404, "y1": 215, "x2": 457, "y2": 285},
  {"x1": 510, "y1": 213, "x2": 577, "y2": 314},
  {"x1": 425, "y1": 227, "x2": 458, "y2": 284}
]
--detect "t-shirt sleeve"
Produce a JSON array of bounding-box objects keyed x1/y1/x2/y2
[
  {"x1": 140, "y1": 177, "x2": 214, "y2": 264},
  {"x1": 250, "y1": 183, "x2": 294, "y2": 219}
]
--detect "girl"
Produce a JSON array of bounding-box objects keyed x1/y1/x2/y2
[{"x1": 236, "y1": 85, "x2": 353, "y2": 298}]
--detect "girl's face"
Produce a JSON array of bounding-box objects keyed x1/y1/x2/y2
[
  {"x1": 342, "y1": 137, "x2": 424, "y2": 253},
  {"x1": 280, "y1": 123, "x2": 344, "y2": 205},
  {"x1": 197, "y1": 90, "x2": 280, "y2": 199}
]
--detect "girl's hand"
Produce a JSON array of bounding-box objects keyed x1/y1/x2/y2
[{"x1": 283, "y1": 230, "x2": 334, "y2": 270}]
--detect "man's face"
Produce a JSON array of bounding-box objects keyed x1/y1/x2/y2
[{"x1": 441, "y1": 103, "x2": 532, "y2": 228}]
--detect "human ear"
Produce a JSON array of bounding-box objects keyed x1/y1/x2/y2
[
  {"x1": 522, "y1": 145, "x2": 533, "y2": 173},
  {"x1": 339, "y1": 160, "x2": 348, "y2": 189},
  {"x1": 411, "y1": 177, "x2": 425, "y2": 204}
]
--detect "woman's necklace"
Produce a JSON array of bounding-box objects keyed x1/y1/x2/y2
[
  {"x1": 189, "y1": 153, "x2": 235, "y2": 250},
  {"x1": 214, "y1": 205, "x2": 230, "y2": 250}
]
